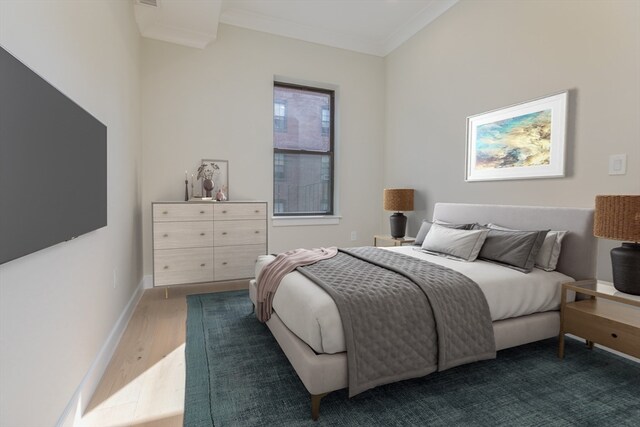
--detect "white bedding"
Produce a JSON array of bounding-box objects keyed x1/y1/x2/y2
[{"x1": 255, "y1": 246, "x2": 574, "y2": 355}]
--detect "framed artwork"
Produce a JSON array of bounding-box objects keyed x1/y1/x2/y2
[
  {"x1": 465, "y1": 91, "x2": 567, "y2": 182},
  {"x1": 197, "y1": 159, "x2": 228, "y2": 200}
]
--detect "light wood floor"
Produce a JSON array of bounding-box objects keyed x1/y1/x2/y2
[{"x1": 77, "y1": 281, "x2": 249, "y2": 427}]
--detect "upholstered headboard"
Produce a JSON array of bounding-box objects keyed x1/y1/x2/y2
[{"x1": 432, "y1": 203, "x2": 596, "y2": 280}]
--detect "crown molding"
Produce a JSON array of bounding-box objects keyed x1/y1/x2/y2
[
  {"x1": 220, "y1": 7, "x2": 384, "y2": 56},
  {"x1": 134, "y1": 0, "x2": 222, "y2": 49},
  {"x1": 220, "y1": 0, "x2": 458, "y2": 57},
  {"x1": 382, "y1": 0, "x2": 458, "y2": 56}
]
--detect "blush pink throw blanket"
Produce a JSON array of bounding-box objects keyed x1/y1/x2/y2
[{"x1": 256, "y1": 247, "x2": 338, "y2": 322}]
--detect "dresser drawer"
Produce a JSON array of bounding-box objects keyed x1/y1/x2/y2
[
  {"x1": 214, "y1": 203, "x2": 266, "y2": 221},
  {"x1": 153, "y1": 221, "x2": 214, "y2": 249},
  {"x1": 214, "y1": 244, "x2": 266, "y2": 281},
  {"x1": 154, "y1": 247, "x2": 214, "y2": 286},
  {"x1": 565, "y1": 306, "x2": 640, "y2": 358},
  {"x1": 153, "y1": 203, "x2": 213, "y2": 222},
  {"x1": 214, "y1": 220, "x2": 266, "y2": 246}
]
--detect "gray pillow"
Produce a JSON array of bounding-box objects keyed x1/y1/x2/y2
[
  {"x1": 474, "y1": 225, "x2": 548, "y2": 273},
  {"x1": 421, "y1": 224, "x2": 489, "y2": 261},
  {"x1": 414, "y1": 220, "x2": 474, "y2": 246},
  {"x1": 487, "y1": 223, "x2": 567, "y2": 271}
]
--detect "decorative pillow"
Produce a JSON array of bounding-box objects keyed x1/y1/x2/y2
[
  {"x1": 421, "y1": 224, "x2": 489, "y2": 261},
  {"x1": 487, "y1": 223, "x2": 567, "y2": 271},
  {"x1": 474, "y1": 225, "x2": 548, "y2": 273},
  {"x1": 414, "y1": 220, "x2": 474, "y2": 246}
]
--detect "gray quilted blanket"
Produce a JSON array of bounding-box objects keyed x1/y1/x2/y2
[{"x1": 297, "y1": 247, "x2": 496, "y2": 397}]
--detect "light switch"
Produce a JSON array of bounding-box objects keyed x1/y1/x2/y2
[{"x1": 609, "y1": 154, "x2": 627, "y2": 175}]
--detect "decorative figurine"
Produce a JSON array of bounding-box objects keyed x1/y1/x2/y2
[{"x1": 216, "y1": 186, "x2": 227, "y2": 201}]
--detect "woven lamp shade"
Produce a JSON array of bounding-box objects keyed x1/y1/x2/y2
[
  {"x1": 383, "y1": 189, "x2": 414, "y2": 212},
  {"x1": 594, "y1": 195, "x2": 640, "y2": 242}
]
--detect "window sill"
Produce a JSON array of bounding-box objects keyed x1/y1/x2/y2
[{"x1": 271, "y1": 215, "x2": 342, "y2": 227}]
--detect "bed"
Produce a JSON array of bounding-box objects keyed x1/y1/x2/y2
[{"x1": 249, "y1": 203, "x2": 596, "y2": 420}]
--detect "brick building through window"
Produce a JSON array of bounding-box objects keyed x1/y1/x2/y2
[{"x1": 273, "y1": 82, "x2": 334, "y2": 216}]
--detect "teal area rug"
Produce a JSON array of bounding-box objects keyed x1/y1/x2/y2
[{"x1": 185, "y1": 291, "x2": 640, "y2": 426}]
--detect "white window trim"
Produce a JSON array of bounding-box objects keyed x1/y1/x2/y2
[{"x1": 272, "y1": 215, "x2": 342, "y2": 227}]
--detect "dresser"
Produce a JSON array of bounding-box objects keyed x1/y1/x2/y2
[{"x1": 152, "y1": 201, "x2": 267, "y2": 287}]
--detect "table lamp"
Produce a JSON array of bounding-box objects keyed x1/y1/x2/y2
[
  {"x1": 383, "y1": 188, "x2": 414, "y2": 239},
  {"x1": 593, "y1": 195, "x2": 640, "y2": 295}
]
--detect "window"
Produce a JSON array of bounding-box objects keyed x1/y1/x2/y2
[
  {"x1": 321, "y1": 106, "x2": 330, "y2": 136},
  {"x1": 274, "y1": 100, "x2": 287, "y2": 132},
  {"x1": 273, "y1": 82, "x2": 334, "y2": 216}
]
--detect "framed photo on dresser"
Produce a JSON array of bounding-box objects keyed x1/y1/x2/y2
[{"x1": 197, "y1": 159, "x2": 228, "y2": 200}]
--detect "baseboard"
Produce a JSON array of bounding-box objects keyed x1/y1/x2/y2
[
  {"x1": 142, "y1": 273, "x2": 153, "y2": 289},
  {"x1": 56, "y1": 276, "x2": 146, "y2": 427}
]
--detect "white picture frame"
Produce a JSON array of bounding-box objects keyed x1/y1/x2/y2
[{"x1": 465, "y1": 91, "x2": 568, "y2": 182}]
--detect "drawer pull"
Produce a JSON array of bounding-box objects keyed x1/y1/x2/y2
[
  {"x1": 200, "y1": 263, "x2": 206, "y2": 267},
  {"x1": 162, "y1": 211, "x2": 168, "y2": 215},
  {"x1": 200, "y1": 232, "x2": 205, "y2": 236},
  {"x1": 255, "y1": 209, "x2": 259, "y2": 213},
  {"x1": 222, "y1": 261, "x2": 228, "y2": 265},
  {"x1": 222, "y1": 210, "x2": 227, "y2": 214},
  {"x1": 255, "y1": 230, "x2": 260, "y2": 234},
  {"x1": 163, "y1": 265, "x2": 169, "y2": 270},
  {"x1": 163, "y1": 233, "x2": 168, "y2": 237},
  {"x1": 200, "y1": 210, "x2": 205, "y2": 214},
  {"x1": 222, "y1": 232, "x2": 227, "y2": 235},
  {"x1": 611, "y1": 333, "x2": 618, "y2": 338}
]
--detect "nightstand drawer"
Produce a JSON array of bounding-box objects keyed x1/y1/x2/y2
[
  {"x1": 214, "y1": 203, "x2": 266, "y2": 221},
  {"x1": 154, "y1": 248, "x2": 214, "y2": 286},
  {"x1": 153, "y1": 203, "x2": 213, "y2": 222},
  {"x1": 154, "y1": 221, "x2": 214, "y2": 249},
  {"x1": 214, "y1": 244, "x2": 266, "y2": 281},
  {"x1": 214, "y1": 220, "x2": 266, "y2": 246},
  {"x1": 565, "y1": 305, "x2": 640, "y2": 358}
]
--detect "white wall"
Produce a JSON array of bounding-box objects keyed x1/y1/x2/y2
[
  {"x1": 384, "y1": 0, "x2": 640, "y2": 280},
  {"x1": 141, "y1": 24, "x2": 386, "y2": 274},
  {"x1": 0, "y1": 1, "x2": 142, "y2": 425}
]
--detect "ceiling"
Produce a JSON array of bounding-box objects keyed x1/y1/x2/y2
[{"x1": 134, "y1": 0, "x2": 458, "y2": 56}]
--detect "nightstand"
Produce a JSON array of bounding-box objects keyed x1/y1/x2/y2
[
  {"x1": 558, "y1": 279, "x2": 640, "y2": 359},
  {"x1": 373, "y1": 235, "x2": 416, "y2": 247}
]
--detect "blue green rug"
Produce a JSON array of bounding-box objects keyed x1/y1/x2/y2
[{"x1": 184, "y1": 290, "x2": 640, "y2": 426}]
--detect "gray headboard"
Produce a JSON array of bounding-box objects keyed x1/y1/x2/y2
[{"x1": 432, "y1": 203, "x2": 596, "y2": 281}]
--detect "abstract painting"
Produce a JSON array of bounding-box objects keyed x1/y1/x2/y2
[{"x1": 466, "y1": 92, "x2": 567, "y2": 181}]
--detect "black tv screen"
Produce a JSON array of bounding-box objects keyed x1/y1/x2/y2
[{"x1": 0, "y1": 46, "x2": 107, "y2": 264}]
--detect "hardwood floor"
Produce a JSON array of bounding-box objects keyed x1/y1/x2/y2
[{"x1": 77, "y1": 281, "x2": 249, "y2": 427}]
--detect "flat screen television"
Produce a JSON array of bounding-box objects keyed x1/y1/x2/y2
[{"x1": 0, "y1": 46, "x2": 107, "y2": 265}]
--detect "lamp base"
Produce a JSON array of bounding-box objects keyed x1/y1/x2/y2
[
  {"x1": 611, "y1": 243, "x2": 640, "y2": 295},
  {"x1": 389, "y1": 212, "x2": 407, "y2": 239}
]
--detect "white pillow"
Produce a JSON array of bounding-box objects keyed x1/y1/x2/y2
[
  {"x1": 487, "y1": 223, "x2": 566, "y2": 271},
  {"x1": 535, "y1": 230, "x2": 567, "y2": 271},
  {"x1": 421, "y1": 224, "x2": 489, "y2": 261}
]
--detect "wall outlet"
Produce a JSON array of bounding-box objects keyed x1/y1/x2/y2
[{"x1": 350, "y1": 231, "x2": 357, "y2": 241}]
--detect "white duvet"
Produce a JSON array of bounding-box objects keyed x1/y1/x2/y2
[{"x1": 255, "y1": 246, "x2": 574, "y2": 355}]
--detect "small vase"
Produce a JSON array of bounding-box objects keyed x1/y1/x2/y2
[{"x1": 203, "y1": 178, "x2": 214, "y2": 198}]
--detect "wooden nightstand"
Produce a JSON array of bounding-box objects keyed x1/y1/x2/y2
[
  {"x1": 373, "y1": 235, "x2": 416, "y2": 247},
  {"x1": 558, "y1": 279, "x2": 640, "y2": 359}
]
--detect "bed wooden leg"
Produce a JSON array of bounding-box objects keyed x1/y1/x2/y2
[{"x1": 311, "y1": 393, "x2": 328, "y2": 421}]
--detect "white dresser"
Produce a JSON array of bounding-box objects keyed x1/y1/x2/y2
[{"x1": 152, "y1": 201, "x2": 267, "y2": 287}]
